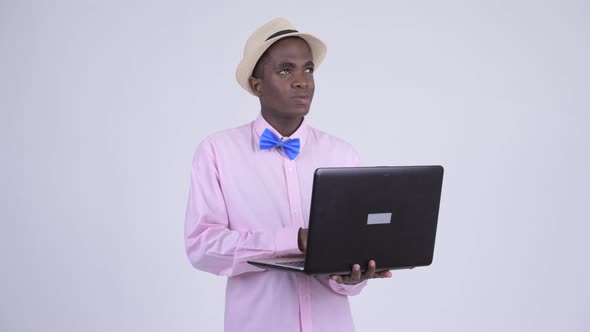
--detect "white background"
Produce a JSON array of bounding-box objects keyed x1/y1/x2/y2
[{"x1": 1, "y1": 0, "x2": 589, "y2": 331}]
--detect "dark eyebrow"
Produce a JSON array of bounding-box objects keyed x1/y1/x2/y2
[
  {"x1": 275, "y1": 62, "x2": 295, "y2": 69},
  {"x1": 274, "y1": 61, "x2": 315, "y2": 69}
]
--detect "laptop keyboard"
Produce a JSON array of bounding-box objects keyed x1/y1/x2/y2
[{"x1": 278, "y1": 260, "x2": 305, "y2": 268}]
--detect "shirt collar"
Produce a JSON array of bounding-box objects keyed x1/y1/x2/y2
[{"x1": 253, "y1": 113, "x2": 308, "y2": 151}]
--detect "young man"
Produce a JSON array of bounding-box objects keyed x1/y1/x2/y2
[{"x1": 184, "y1": 18, "x2": 391, "y2": 332}]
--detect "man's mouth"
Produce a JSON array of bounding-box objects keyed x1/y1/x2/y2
[{"x1": 292, "y1": 95, "x2": 312, "y2": 103}]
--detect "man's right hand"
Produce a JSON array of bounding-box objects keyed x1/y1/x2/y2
[
  {"x1": 298, "y1": 228, "x2": 308, "y2": 252},
  {"x1": 296, "y1": 228, "x2": 393, "y2": 284}
]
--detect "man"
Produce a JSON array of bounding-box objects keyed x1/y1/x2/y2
[{"x1": 184, "y1": 18, "x2": 391, "y2": 332}]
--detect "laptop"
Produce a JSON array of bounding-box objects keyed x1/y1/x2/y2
[{"x1": 247, "y1": 165, "x2": 444, "y2": 275}]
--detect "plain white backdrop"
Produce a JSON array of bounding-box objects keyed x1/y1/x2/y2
[{"x1": 1, "y1": 0, "x2": 589, "y2": 331}]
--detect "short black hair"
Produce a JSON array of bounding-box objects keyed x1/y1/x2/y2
[
  {"x1": 251, "y1": 50, "x2": 271, "y2": 79},
  {"x1": 251, "y1": 36, "x2": 309, "y2": 79}
]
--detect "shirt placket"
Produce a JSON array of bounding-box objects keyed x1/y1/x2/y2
[{"x1": 283, "y1": 156, "x2": 312, "y2": 332}]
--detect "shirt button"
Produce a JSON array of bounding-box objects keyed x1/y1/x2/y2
[
  {"x1": 294, "y1": 209, "x2": 299, "y2": 215},
  {"x1": 288, "y1": 167, "x2": 293, "y2": 173}
]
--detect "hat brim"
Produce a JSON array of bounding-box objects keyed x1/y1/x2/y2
[{"x1": 236, "y1": 32, "x2": 327, "y2": 96}]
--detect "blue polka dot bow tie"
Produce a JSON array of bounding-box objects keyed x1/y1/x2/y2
[{"x1": 259, "y1": 128, "x2": 301, "y2": 160}]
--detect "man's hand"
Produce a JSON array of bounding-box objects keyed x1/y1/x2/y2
[
  {"x1": 298, "y1": 228, "x2": 308, "y2": 252},
  {"x1": 330, "y1": 260, "x2": 392, "y2": 285},
  {"x1": 298, "y1": 229, "x2": 391, "y2": 284}
]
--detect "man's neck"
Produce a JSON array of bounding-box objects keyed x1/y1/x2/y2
[{"x1": 260, "y1": 111, "x2": 303, "y2": 137}]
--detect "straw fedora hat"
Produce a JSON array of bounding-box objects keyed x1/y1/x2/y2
[{"x1": 236, "y1": 18, "x2": 327, "y2": 95}]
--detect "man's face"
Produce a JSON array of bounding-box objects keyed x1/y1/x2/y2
[{"x1": 252, "y1": 37, "x2": 315, "y2": 120}]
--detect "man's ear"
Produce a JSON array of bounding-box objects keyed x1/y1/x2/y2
[{"x1": 249, "y1": 77, "x2": 263, "y2": 96}]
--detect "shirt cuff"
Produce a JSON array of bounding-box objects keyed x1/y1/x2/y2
[
  {"x1": 274, "y1": 225, "x2": 301, "y2": 255},
  {"x1": 328, "y1": 278, "x2": 367, "y2": 296}
]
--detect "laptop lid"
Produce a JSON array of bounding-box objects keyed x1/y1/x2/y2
[{"x1": 302, "y1": 165, "x2": 444, "y2": 275}]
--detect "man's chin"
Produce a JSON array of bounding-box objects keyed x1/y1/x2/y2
[
  {"x1": 291, "y1": 106, "x2": 311, "y2": 117},
  {"x1": 276, "y1": 109, "x2": 309, "y2": 120}
]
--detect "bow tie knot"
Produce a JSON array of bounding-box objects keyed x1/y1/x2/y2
[{"x1": 259, "y1": 128, "x2": 300, "y2": 160}]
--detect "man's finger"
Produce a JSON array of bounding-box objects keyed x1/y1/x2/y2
[
  {"x1": 298, "y1": 228, "x2": 308, "y2": 252},
  {"x1": 331, "y1": 275, "x2": 343, "y2": 284},
  {"x1": 363, "y1": 260, "x2": 376, "y2": 279},
  {"x1": 375, "y1": 270, "x2": 392, "y2": 278},
  {"x1": 350, "y1": 264, "x2": 361, "y2": 282}
]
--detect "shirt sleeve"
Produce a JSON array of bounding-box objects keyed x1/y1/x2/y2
[
  {"x1": 350, "y1": 146, "x2": 361, "y2": 167},
  {"x1": 327, "y1": 278, "x2": 367, "y2": 296},
  {"x1": 184, "y1": 140, "x2": 301, "y2": 277}
]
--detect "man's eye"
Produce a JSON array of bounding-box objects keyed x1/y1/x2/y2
[
  {"x1": 279, "y1": 68, "x2": 290, "y2": 74},
  {"x1": 305, "y1": 67, "x2": 314, "y2": 73}
]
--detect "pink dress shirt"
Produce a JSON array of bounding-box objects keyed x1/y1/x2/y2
[{"x1": 185, "y1": 114, "x2": 366, "y2": 332}]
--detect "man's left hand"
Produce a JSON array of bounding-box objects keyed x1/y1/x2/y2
[{"x1": 330, "y1": 260, "x2": 392, "y2": 285}]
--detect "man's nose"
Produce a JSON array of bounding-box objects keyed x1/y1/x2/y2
[{"x1": 292, "y1": 73, "x2": 310, "y2": 89}]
